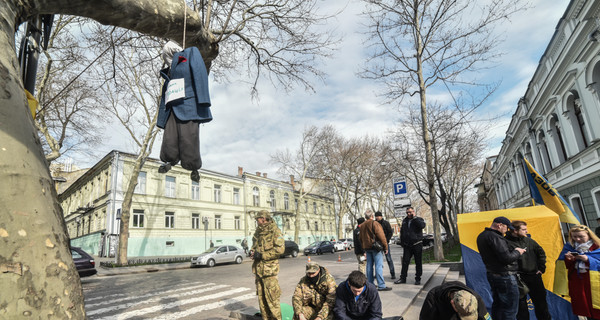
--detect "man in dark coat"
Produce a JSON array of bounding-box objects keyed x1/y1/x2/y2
[
  {"x1": 395, "y1": 207, "x2": 426, "y2": 285},
  {"x1": 333, "y1": 271, "x2": 382, "y2": 320},
  {"x1": 353, "y1": 217, "x2": 366, "y2": 274},
  {"x1": 419, "y1": 281, "x2": 490, "y2": 320},
  {"x1": 476, "y1": 216, "x2": 526, "y2": 320},
  {"x1": 375, "y1": 211, "x2": 395, "y2": 279},
  {"x1": 505, "y1": 220, "x2": 551, "y2": 320}
]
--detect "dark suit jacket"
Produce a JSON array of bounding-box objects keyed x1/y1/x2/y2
[{"x1": 157, "y1": 46, "x2": 211, "y2": 128}]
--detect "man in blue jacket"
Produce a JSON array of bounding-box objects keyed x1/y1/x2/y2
[{"x1": 333, "y1": 271, "x2": 382, "y2": 320}]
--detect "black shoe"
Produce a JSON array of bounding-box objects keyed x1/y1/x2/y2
[
  {"x1": 415, "y1": 279, "x2": 421, "y2": 285},
  {"x1": 391, "y1": 275, "x2": 396, "y2": 280},
  {"x1": 158, "y1": 163, "x2": 172, "y2": 173},
  {"x1": 378, "y1": 287, "x2": 392, "y2": 291},
  {"x1": 394, "y1": 278, "x2": 406, "y2": 284},
  {"x1": 191, "y1": 170, "x2": 200, "y2": 182}
]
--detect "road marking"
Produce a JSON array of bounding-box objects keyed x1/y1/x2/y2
[
  {"x1": 150, "y1": 293, "x2": 256, "y2": 320},
  {"x1": 92, "y1": 287, "x2": 252, "y2": 320},
  {"x1": 86, "y1": 282, "x2": 214, "y2": 308},
  {"x1": 87, "y1": 284, "x2": 230, "y2": 316},
  {"x1": 84, "y1": 280, "x2": 212, "y2": 303}
]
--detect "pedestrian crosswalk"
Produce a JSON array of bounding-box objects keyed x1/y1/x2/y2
[{"x1": 84, "y1": 280, "x2": 254, "y2": 319}]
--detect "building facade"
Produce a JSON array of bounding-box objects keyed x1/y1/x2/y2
[
  {"x1": 491, "y1": 0, "x2": 600, "y2": 229},
  {"x1": 56, "y1": 151, "x2": 336, "y2": 257}
]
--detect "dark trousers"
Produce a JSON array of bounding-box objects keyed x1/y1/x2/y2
[
  {"x1": 487, "y1": 273, "x2": 519, "y2": 320},
  {"x1": 517, "y1": 273, "x2": 551, "y2": 320},
  {"x1": 385, "y1": 245, "x2": 395, "y2": 278},
  {"x1": 160, "y1": 112, "x2": 201, "y2": 171},
  {"x1": 400, "y1": 243, "x2": 422, "y2": 280}
]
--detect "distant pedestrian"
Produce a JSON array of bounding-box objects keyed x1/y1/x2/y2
[
  {"x1": 419, "y1": 281, "x2": 490, "y2": 320},
  {"x1": 375, "y1": 211, "x2": 395, "y2": 279},
  {"x1": 505, "y1": 220, "x2": 551, "y2": 320},
  {"x1": 210, "y1": 240, "x2": 214, "y2": 248},
  {"x1": 333, "y1": 271, "x2": 383, "y2": 320},
  {"x1": 353, "y1": 217, "x2": 366, "y2": 274},
  {"x1": 476, "y1": 216, "x2": 525, "y2": 320},
  {"x1": 292, "y1": 262, "x2": 337, "y2": 320},
  {"x1": 241, "y1": 238, "x2": 249, "y2": 254},
  {"x1": 359, "y1": 209, "x2": 391, "y2": 291},
  {"x1": 395, "y1": 207, "x2": 425, "y2": 285},
  {"x1": 251, "y1": 210, "x2": 285, "y2": 320}
]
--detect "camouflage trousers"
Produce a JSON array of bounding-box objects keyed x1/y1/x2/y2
[
  {"x1": 256, "y1": 275, "x2": 281, "y2": 320},
  {"x1": 356, "y1": 254, "x2": 366, "y2": 274},
  {"x1": 293, "y1": 305, "x2": 333, "y2": 320}
]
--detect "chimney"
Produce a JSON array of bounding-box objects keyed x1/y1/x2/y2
[
  {"x1": 263, "y1": 173, "x2": 267, "y2": 178},
  {"x1": 290, "y1": 175, "x2": 295, "y2": 186},
  {"x1": 238, "y1": 166, "x2": 243, "y2": 177},
  {"x1": 256, "y1": 172, "x2": 261, "y2": 176}
]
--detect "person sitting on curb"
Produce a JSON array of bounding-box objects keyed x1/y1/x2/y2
[
  {"x1": 333, "y1": 270, "x2": 383, "y2": 320},
  {"x1": 292, "y1": 262, "x2": 337, "y2": 320},
  {"x1": 419, "y1": 280, "x2": 490, "y2": 320}
]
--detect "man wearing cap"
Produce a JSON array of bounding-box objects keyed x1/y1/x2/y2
[
  {"x1": 333, "y1": 270, "x2": 383, "y2": 320},
  {"x1": 353, "y1": 217, "x2": 366, "y2": 274},
  {"x1": 375, "y1": 211, "x2": 396, "y2": 279},
  {"x1": 476, "y1": 216, "x2": 526, "y2": 320},
  {"x1": 419, "y1": 281, "x2": 490, "y2": 320},
  {"x1": 251, "y1": 210, "x2": 285, "y2": 320},
  {"x1": 292, "y1": 262, "x2": 337, "y2": 320}
]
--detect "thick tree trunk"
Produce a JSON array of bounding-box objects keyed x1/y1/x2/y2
[{"x1": 0, "y1": 1, "x2": 86, "y2": 318}]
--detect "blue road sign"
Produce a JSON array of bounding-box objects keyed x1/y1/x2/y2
[{"x1": 394, "y1": 181, "x2": 407, "y2": 197}]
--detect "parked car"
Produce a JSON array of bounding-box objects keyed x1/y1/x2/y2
[
  {"x1": 338, "y1": 238, "x2": 353, "y2": 250},
  {"x1": 304, "y1": 241, "x2": 335, "y2": 255},
  {"x1": 422, "y1": 234, "x2": 434, "y2": 246},
  {"x1": 389, "y1": 235, "x2": 399, "y2": 244},
  {"x1": 281, "y1": 240, "x2": 299, "y2": 258},
  {"x1": 71, "y1": 247, "x2": 97, "y2": 277},
  {"x1": 191, "y1": 245, "x2": 244, "y2": 267},
  {"x1": 333, "y1": 241, "x2": 346, "y2": 252}
]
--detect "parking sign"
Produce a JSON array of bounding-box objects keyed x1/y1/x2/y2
[{"x1": 393, "y1": 177, "x2": 407, "y2": 198}]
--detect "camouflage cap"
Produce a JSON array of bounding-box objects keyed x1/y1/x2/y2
[
  {"x1": 452, "y1": 290, "x2": 478, "y2": 320},
  {"x1": 306, "y1": 262, "x2": 320, "y2": 273},
  {"x1": 255, "y1": 210, "x2": 271, "y2": 220}
]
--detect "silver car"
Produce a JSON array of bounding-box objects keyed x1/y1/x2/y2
[{"x1": 190, "y1": 245, "x2": 244, "y2": 267}]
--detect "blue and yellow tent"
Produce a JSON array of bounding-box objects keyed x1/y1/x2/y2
[{"x1": 457, "y1": 206, "x2": 577, "y2": 319}]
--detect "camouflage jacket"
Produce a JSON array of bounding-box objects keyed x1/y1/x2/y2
[
  {"x1": 251, "y1": 221, "x2": 285, "y2": 277},
  {"x1": 292, "y1": 267, "x2": 337, "y2": 319}
]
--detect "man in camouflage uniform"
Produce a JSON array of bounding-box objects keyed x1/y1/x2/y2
[
  {"x1": 292, "y1": 262, "x2": 337, "y2": 320},
  {"x1": 251, "y1": 210, "x2": 285, "y2": 320}
]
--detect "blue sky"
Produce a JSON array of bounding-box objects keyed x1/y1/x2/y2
[{"x1": 87, "y1": 0, "x2": 569, "y2": 179}]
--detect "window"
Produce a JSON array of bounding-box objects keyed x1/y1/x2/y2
[
  {"x1": 284, "y1": 193, "x2": 289, "y2": 210},
  {"x1": 304, "y1": 200, "x2": 308, "y2": 212},
  {"x1": 234, "y1": 216, "x2": 241, "y2": 230},
  {"x1": 134, "y1": 172, "x2": 146, "y2": 194},
  {"x1": 328, "y1": 206, "x2": 332, "y2": 216},
  {"x1": 295, "y1": 199, "x2": 299, "y2": 210},
  {"x1": 165, "y1": 212, "x2": 174, "y2": 228},
  {"x1": 306, "y1": 220, "x2": 310, "y2": 230},
  {"x1": 191, "y1": 181, "x2": 200, "y2": 200},
  {"x1": 253, "y1": 187, "x2": 260, "y2": 206},
  {"x1": 214, "y1": 184, "x2": 222, "y2": 203},
  {"x1": 570, "y1": 195, "x2": 588, "y2": 225},
  {"x1": 192, "y1": 213, "x2": 200, "y2": 229},
  {"x1": 132, "y1": 209, "x2": 144, "y2": 228},
  {"x1": 165, "y1": 176, "x2": 176, "y2": 198},
  {"x1": 314, "y1": 221, "x2": 319, "y2": 231},
  {"x1": 215, "y1": 215, "x2": 222, "y2": 229},
  {"x1": 321, "y1": 204, "x2": 325, "y2": 215},
  {"x1": 233, "y1": 188, "x2": 240, "y2": 205},
  {"x1": 323, "y1": 222, "x2": 326, "y2": 231},
  {"x1": 270, "y1": 190, "x2": 276, "y2": 209}
]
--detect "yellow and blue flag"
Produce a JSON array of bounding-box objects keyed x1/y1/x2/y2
[
  {"x1": 521, "y1": 157, "x2": 581, "y2": 224},
  {"x1": 557, "y1": 243, "x2": 600, "y2": 314}
]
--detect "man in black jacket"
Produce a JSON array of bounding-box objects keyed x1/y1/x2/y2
[
  {"x1": 476, "y1": 216, "x2": 526, "y2": 320},
  {"x1": 353, "y1": 217, "x2": 366, "y2": 274},
  {"x1": 375, "y1": 211, "x2": 396, "y2": 279},
  {"x1": 419, "y1": 281, "x2": 490, "y2": 320},
  {"x1": 333, "y1": 271, "x2": 382, "y2": 320},
  {"x1": 505, "y1": 220, "x2": 551, "y2": 320},
  {"x1": 395, "y1": 207, "x2": 426, "y2": 285}
]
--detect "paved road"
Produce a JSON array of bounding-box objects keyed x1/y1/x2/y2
[{"x1": 83, "y1": 250, "x2": 360, "y2": 319}]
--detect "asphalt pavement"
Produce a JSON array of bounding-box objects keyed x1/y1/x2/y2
[{"x1": 92, "y1": 245, "x2": 451, "y2": 319}]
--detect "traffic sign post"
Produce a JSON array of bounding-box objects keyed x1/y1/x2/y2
[{"x1": 392, "y1": 176, "x2": 410, "y2": 210}]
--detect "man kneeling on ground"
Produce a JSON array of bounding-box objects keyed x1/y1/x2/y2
[
  {"x1": 292, "y1": 262, "x2": 337, "y2": 320},
  {"x1": 419, "y1": 281, "x2": 490, "y2": 320},
  {"x1": 333, "y1": 270, "x2": 382, "y2": 320}
]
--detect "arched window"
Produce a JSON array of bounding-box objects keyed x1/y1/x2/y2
[
  {"x1": 269, "y1": 190, "x2": 276, "y2": 209},
  {"x1": 569, "y1": 194, "x2": 588, "y2": 226},
  {"x1": 565, "y1": 91, "x2": 589, "y2": 151},
  {"x1": 550, "y1": 114, "x2": 568, "y2": 164},
  {"x1": 253, "y1": 187, "x2": 260, "y2": 207},
  {"x1": 537, "y1": 130, "x2": 552, "y2": 173},
  {"x1": 284, "y1": 193, "x2": 289, "y2": 210}
]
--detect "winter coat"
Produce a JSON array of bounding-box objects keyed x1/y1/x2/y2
[
  {"x1": 292, "y1": 266, "x2": 337, "y2": 320},
  {"x1": 400, "y1": 216, "x2": 425, "y2": 246},
  {"x1": 505, "y1": 233, "x2": 546, "y2": 274},
  {"x1": 359, "y1": 219, "x2": 388, "y2": 252},
  {"x1": 333, "y1": 281, "x2": 382, "y2": 320},
  {"x1": 157, "y1": 46, "x2": 211, "y2": 129},
  {"x1": 353, "y1": 226, "x2": 365, "y2": 255},
  {"x1": 376, "y1": 218, "x2": 393, "y2": 243},
  {"x1": 251, "y1": 221, "x2": 285, "y2": 278},
  {"x1": 476, "y1": 228, "x2": 520, "y2": 274},
  {"x1": 419, "y1": 281, "x2": 489, "y2": 320}
]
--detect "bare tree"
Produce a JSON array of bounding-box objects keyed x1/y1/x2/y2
[
  {"x1": 2, "y1": 0, "x2": 338, "y2": 317},
  {"x1": 361, "y1": 0, "x2": 525, "y2": 259}
]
